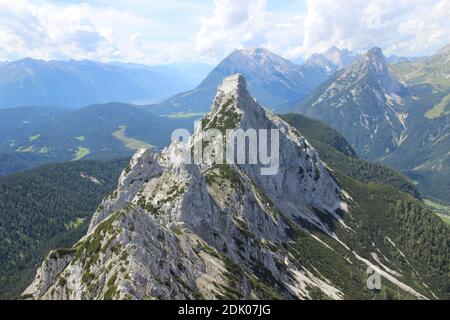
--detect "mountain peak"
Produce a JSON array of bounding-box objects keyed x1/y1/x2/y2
[
  {"x1": 359, "y1": 47, "x2": 390, "y2": 76},
  {"x1": 216, "y1": 73, "x2": 246, "y2": 96},
  {"x1": 326, "y1": 46, "x2": 340, "y2": 54},
  {"x1": 176, "y1": 47, "x2": 328, "y2": 113},
  {"x1": 236, "y1": 47, "x2": 272, "y2": 57},
  {"x1": 299, "y1": 46, "x2": 407, "y2": 159},
  {"x1": 207, "y1": 73, "x2": 257, "y2": 124},
  {"x1": 229, "y1": 48, "x2": 291, "y2": 67},
  {"x1": 364, "y1": 47, "x2": 384, "y2": 58},
  {"x1": 24, "y1": 72, "x2": 356, "y2": 300},
  {"x1": 345, "y1": 47, "x2": 406, "y2": 96},
  {"x1": 14, "y1": 57, "x2": 43, "y2": 66},
  {"x1": 363, "y1": 47, "x2": 388, "y2": 67},
  {"x1": 23, "y1": 70, "x2": 443, "y2": 300},
  {"x1": 306, "y1": 47, "x2": 358, "y2": 74}
]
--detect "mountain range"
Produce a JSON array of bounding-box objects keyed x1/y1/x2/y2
[
  {"x1": 390, "y1": 44, "x2": 450, "y2": 90},
  {"x1": 305, "y1": 46, "x2": 359, "y2": 75},
  {"x1": 23, "y1": 75, "x2": 448, "y2": 300},
  {"x1": 0, "y1": 48, "x2": 338, "y2": 112},
  {"x1": 150, "y1": 48, "x2": 328, "y2": 115},
  {"x1": 0, "y1": 59, "x2": 208, "y2": 108},
  {"x1": 0, "y1": 47, "x2": 419, "y2": 112},
  {"x1": 1, "y1": 43, "x2": 449, "y2": 301},
  {"x1": 295, "y1": 45, "x2": 450, "y2": 204},
  {"x1": 1, "y1": 44, "x2": 448, "y2": 204},
  {"x1": 0, "y1": 86, "x2": 432, "y2": 299},
  {"x1": 383, "y1": 44, "x2": 450, "y2": 202},
  {"x1": 162, "y1": 62, "x2": 214, "y2": 87},
  {"x1": 297, "y1": 47, "x2": 409, "y2": 159}
]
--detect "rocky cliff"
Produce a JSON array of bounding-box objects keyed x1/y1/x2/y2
[
  {"x1": 24, "y1": 74, "x2": 439, "y2": 300},
  {"x1": 298, "y1": 48, "x2": 409, "y2": 159}
]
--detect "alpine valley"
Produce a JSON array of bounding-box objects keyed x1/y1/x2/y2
[
  {"x1": 22, "y1": 75, "x2": 448, "y2": 300},
  {"x1": 0, "y1": 59, "x2": 212, "y2": 108},
  {"x1": 0, "y1": 103, "x2": 196, "y2": 176}
]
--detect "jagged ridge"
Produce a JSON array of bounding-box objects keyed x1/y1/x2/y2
[
  {"x1": 298, "y1": 48, "x2": 409, "y2": 159},
  {"x1": 24, "y1": 74, "x2": 440, "y2": 300}
]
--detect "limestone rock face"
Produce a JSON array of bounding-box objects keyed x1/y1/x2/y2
[
  {"x1": 25, "y1": 74, "x2": 428, "y2": 300},
  {"x1": 298, "y1": 48, "x2": 409, "y2": 159}
]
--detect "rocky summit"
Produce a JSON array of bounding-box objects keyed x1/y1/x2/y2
[
  {"x1": 306, "y1": 46, "x2": 359, "y2": 75},
  {"x1": 298, "y1": 48, "x2": 409, "y2": 159},
  {"x1": 24, "y1": 74, "x2": 442, "y2": 300},
  {"x1": 155, "y1": 48, "x2": 328, "y2": 115}
]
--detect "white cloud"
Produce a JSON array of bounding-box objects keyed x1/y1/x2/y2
[
  {"x1": 196, "y1": 0, "x2": 449, "y2": 61},
  {"x1": 283, "y1": 0, "x2": 450, "y2": 58},
  {"x1": 195, "y1": 0, "x2": 269, "y2": 58},
  {"x1": 0, "y1": 0, "x2": 448, "y2": 64},
  {"x1": 0, "y1": 0, "x2": 208, "y2": 64}
]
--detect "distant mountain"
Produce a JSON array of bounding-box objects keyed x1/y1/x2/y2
[
  {"x1": 382, "y1": 44, "x2": 450, "y2": 202},
  {"x1": 381, "y1": 101, "x2": 450, "y2": 202},
  {"x1": 0, "y1": 59, "x2": 194, "y2": 108},
  {"x1": 390, "y1": 44, "x2": 450, "y2": 90},
  {"x1": 306, "y1": 47, "x2": 419, "y2": 74},
  {"x1": 306, "y1": 47, "x2": 359, "y2": 75},
  {"x1": 151, "y1": 48, "x2": 328, "y2": 115},
  {"x1": 0, "y1": 103, "x2": 196, "y2": 175},
  {"x1": 386, "y1": 55, "x2": 418, "y2": 64},
  {"x1": 297, "y1": 47, "x2": 409, "y2": 159},
  {"x1": 25, "y1": 75, "x2": 448, "y2": 300},
  {"x1": 162, "y1": 62, "x2": 214, "y2": 87},
  {"x1": 280, "y1": 113, "x2": 420, "y2": 198},
  {"x1": 296, "y1": 44, "x2": 450, "y2": 204}
]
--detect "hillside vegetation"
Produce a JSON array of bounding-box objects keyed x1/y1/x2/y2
[{"x1": 0, "y1": 159, "x2": 128, "y2": 298}]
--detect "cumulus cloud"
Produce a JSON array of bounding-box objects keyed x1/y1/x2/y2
[
  {"x1": 196, "y1": 0, "x2": 449, "y2": 60},
  {"x1": 0, "y1": 0, "x2": 448, "y2": 64},
  {"x1": 0, "y1": 0, "x2": 205, "y2": 64},
  {"x1": 1, "y1": 1, "x2": 107, "y2": 60},
  {"x1": 283, "y1": 0, "x2": 450, "y2": 58},
  {"x1": 195, "y1": 0, "x2": 269, "y2": 58}
]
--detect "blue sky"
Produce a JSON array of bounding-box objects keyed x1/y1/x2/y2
[{"x1": 0, "y1": 0, "x2": 448, "y2": 64}]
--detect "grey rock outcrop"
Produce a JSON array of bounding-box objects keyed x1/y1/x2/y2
[{"x1": 25, "y1": 74, "x2": 428, "y2": 300}]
